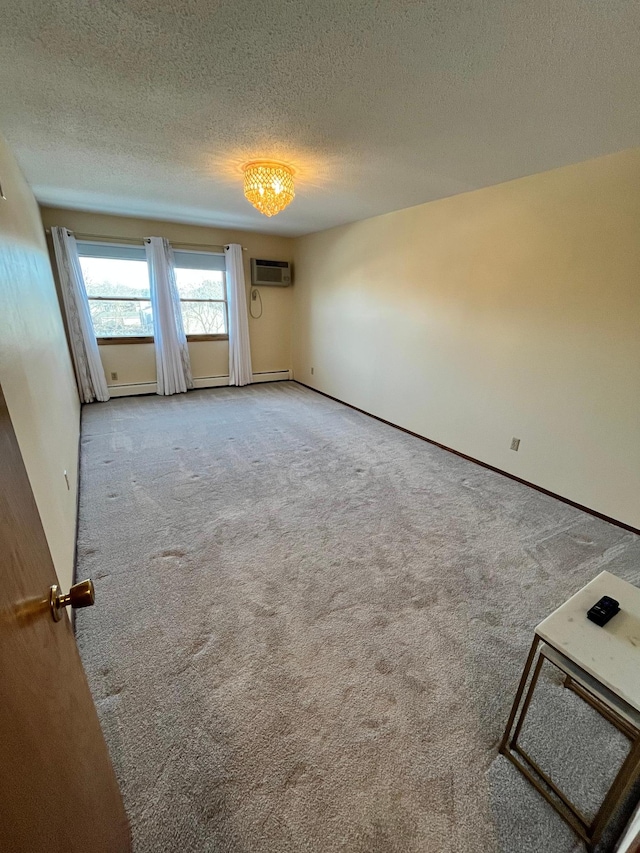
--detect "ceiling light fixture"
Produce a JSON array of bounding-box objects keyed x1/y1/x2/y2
[{"x1": 242, "y1": 161, "x2": 295, "y2": 217}]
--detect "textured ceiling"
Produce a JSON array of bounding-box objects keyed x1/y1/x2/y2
[{"x1": 1, "y1": 0, "x2": 639, "y2": 237}]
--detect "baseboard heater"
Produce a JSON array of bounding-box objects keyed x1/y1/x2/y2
[{"x1": 108, "y1": 371, "x2": 291, "y2": 398}]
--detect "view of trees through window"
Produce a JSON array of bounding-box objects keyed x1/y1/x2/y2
[
  {"x1": 80, "y1": 257, "x2": 152, "y2": 337},
  {"x1": 174, "y1": 268, "x2": 227, "y2": 336},
  {"x1": 79, "y1": 254, "x2": 227, "y2": 338}
]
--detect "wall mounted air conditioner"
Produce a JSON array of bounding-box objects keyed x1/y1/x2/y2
[{"x1": 250, "y1": 258, "x2": 292, "y2": 286}]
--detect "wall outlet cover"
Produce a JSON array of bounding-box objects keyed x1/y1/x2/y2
[
  {"x1": 110, "y1": 372, "x2": 118, "y2": 381},
  {"x1": 510, "y1": 437, "x2": 521, "y2": 451}
]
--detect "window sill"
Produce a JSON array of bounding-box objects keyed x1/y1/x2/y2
[
  {"x1": 98, "y1": 336, "x2": 153, "y2": 345},
  {"x1": 97, "y1": 334, "x2": 229, "y2": 345}
]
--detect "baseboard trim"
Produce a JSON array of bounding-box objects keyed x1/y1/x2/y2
[
  {"x1": 108, "y1": 371, "x2": 291, "y2": 398},
  {"x1": 251, "y1": 370, "x2": 292, "y2": 384},
  {"x1": 109, "y1": 382, "x2": 157, "y2": 397},
  {"x1": 192, "y1": 376, "x2": 238, "y2": 390},
  {"x1": 294, "y1": 381, "x2": 640, "y2": 536}
]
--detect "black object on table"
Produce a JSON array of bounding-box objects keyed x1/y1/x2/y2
[{"x1": 587, "y1": 595, "x2": 620, "y2": 627}]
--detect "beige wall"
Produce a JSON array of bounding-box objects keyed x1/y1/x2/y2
[
  {"x1": 0, "y1": 137, "x2": 80, "y2": 590},
  {"x1": 39, "y1": 208, "x2": 294, "y2": 389},
  {"x1": 293, "y1": 148, "x2": 640, "y2": 529}
]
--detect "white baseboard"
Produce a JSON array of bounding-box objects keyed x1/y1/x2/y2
[
  {"x1": 109, "y1": 382, "x2": 157, "y2": 397},
  {"x1": 192, "y1": 375, "x2": 236, "y2": 390},
  {"x1": 108, "y1": 370, "x2": 291, "y2": 398},
  {"x1": 251, "y1": 370, "x2": 292, "y2": 384}
]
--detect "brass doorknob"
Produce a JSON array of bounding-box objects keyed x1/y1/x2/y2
[{"x1": 49, "y1": 579, "x2": 95, "y2": 622}]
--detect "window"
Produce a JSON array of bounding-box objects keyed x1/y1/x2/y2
[
  {"x1": 77, "y1": 242, "x2": 227, "y2": 342},
  {"x1": 78, "y1": 243, "x2": 152, "y2": 341},
  {"x1": 173, "y1": 250, "x2": 227, "y2": 338}
]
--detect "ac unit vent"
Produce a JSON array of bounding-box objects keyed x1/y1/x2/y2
[{"x1": 250, "y1": 258, "x2": 292, "y2": 287}]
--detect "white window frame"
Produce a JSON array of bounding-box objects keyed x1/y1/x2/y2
[
  {"x1": 77, "y1": 241, "x2": 152, "y2": 344},
  {"x1": 172, "y1": 249, "x2": 228, "y2": 341},
  {"x1": 77, "y1": 241, "x2": 229, "y2": 344}
]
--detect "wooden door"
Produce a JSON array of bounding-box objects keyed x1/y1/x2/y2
[{"x1": 0, "y1": 385, "x2": 130, "y2": 852}]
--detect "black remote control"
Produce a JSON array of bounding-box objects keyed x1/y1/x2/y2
[{"x1": 587, "y1": 595, "x2": 620, "y2": 627}]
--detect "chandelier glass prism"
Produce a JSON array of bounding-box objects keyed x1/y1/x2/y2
[{"x1": 242, "y1": 161, "x2": 295, "y2": 217}]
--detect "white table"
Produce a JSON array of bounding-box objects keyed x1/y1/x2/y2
[{"x1": 500, "y1": 571, "x2": 640, "y2": 851}]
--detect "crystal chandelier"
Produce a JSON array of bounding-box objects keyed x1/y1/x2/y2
[{"x1": 242, "y1": 161, "x2": 295, "y2": 217}]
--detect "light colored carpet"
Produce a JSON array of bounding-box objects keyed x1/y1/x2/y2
[{"x1": 75, "y1": 382, "x2": 640, "y2": 853}]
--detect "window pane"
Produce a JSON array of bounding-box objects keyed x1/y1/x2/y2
[
  {"x1": 80, "y1": 257, "x2": 151, "y2": 299},
  {"x1": 89, "y1": 299, "x2": 153, "y2": 338},
  {"x1": 180, "y1": 301, "x2": 227, "y2": 335},
  {"x1": 174, "y1": 268, "x2": 225, "y2": 301}
]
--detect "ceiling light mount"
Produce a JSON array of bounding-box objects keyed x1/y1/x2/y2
[{"x1": 242, "y1": 161, "x2": 295, "y2": 217}]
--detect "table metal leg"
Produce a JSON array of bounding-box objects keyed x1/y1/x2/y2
[
  {"x1": 588, "y1": 735, "x2": 640, "y2": 847},
  {"x1": 510, "y1": 652, "x2": 544, "y2": 749},
  {"x1": 499, "y1": 635, "x2": 541, "y2": 753}
]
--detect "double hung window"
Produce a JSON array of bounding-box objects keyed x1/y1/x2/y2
[
  {"x1": 173, "y1": 250, "x2": 227, "y2": 339},
  {"x1": 77, "y1": 242, "x2": 228, "y2": 342}
]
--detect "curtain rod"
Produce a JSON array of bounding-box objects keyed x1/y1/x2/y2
[{"x1": 44, "y1": 229, "x2": 247, "y2": 252}]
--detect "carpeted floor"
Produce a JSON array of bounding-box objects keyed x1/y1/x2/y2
[{"x1": 75, "y1": 382, "x2": 640, "y2": 853}]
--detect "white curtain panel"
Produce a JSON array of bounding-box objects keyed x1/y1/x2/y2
[
  {"x1": 51, "y1": 227, "x2": 110, "y2": 403},
  {"x1": 225, "y1": 243, "x2": 253, "y2": 386},
  {"x1": 145, "y1": 237, "x2": 193, "y2": 396}
]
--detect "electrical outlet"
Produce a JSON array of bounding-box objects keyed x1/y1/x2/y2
[
  {"x1": 510, "y1": 437, "x2": 521, "y2": 451},
  {"x1": 110, "y1": 372, "x2": 118, "y2": 381},
  {"x1": 252, "y1": 289, "x2": 258, "y2": 301},
  {"x1": 310, "y1": 367, "x2": 314, "y2": 375}
]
